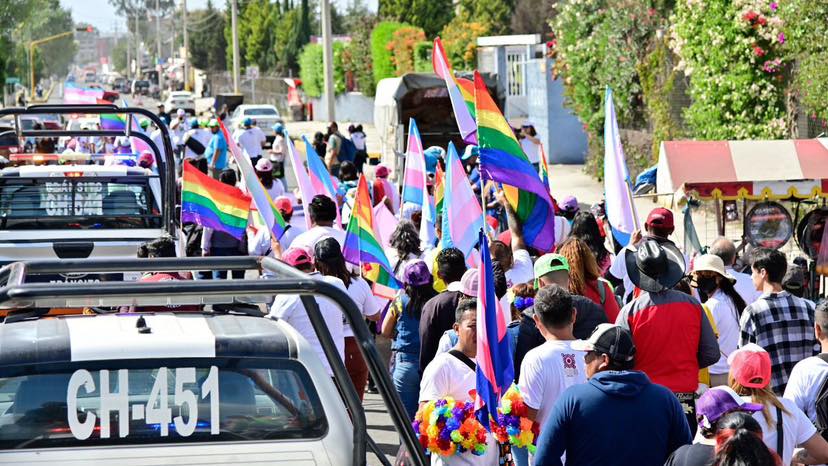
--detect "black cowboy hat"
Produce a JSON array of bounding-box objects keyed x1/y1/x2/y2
[{"x1": 625, "y1": 239, "x2": 686, "y2": 293}]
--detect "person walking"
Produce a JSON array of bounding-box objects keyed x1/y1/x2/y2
[
  {"x1": 234, "y1": 117, "x2": 266, "y2": 166},
  {"x1": 200, "y1": 170, "x2": 246, "y2": 280},
  {"x1": 182, "y1": 119, "x2": 211, "y2": 161},
  {"x1": 727, "y1": 344, "x2": 828, "y2": 465},
  {"x1": 784, "y1": 301, "x2": 828, "y2": 427},
  {"x1": 533, "y1": 324, "x2": 691, "y2": 465},
  {"x1": 739, "y1": 248, "x2": 818, "y2": 394},
  {"x1": 324, "y1": 122, "x2": 343, "y2": 175},
  {"x1": 519, "y1": 122, "x2": 542, "y2": 172},
  {"x1": 570, "y1": 211, "x2": 613, "y2": 276},
  {"x1": 517, "y1": 285, "x2": 587, "y2": 465},
  {"x1": 385, "y1": 220, "x2": 423, "y2": 281},
  {"x1": 557, "y1": 237, "x2": 620, "y2": 322},
  {"x1": 255, "y1": 158, "x2": 286, "y2": 200},
  {"x1": 690, "y1": 254, "x2": 748, "y2": 388},
  {"x1": 418, "y1": 248, "x2": 467, "y2": 373},
  {"x1": 709, "y1": 237, "x2": 762, "y2": 306},
  {"x1": 204, "y1": 119, "x2": 228, "y2": 179},
  {"x1": 381, "y1": 260, "x2": 436, "y2": 420},
  {"x1": 615, "y1": 239, "x2": 720, "y2": 435},
  {"x1": 290, "y1": 195, "x2": 345, "y2": 253}
]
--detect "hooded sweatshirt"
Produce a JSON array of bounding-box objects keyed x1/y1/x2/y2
[{"x1": 534, "y1": 370, "x2": 690, "y2": 466}]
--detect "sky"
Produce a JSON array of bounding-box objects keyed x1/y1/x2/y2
[{"x1": 60, "y1": 0, "x2": 378, "y2": 34}]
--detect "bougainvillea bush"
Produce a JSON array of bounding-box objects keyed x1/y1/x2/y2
[{"x1": 670, "y1": 0, "x2": 788, "y2": 139}]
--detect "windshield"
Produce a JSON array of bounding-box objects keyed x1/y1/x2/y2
[
  {"x1": 0, "y1": 176, "x2": 161, "y2": 230},
  {"x1": 244, "y1": 108, "x2": 278, "y2": 116},
  {"x1": 0, "y1": 359, "x2": 326, "y2": 449}
]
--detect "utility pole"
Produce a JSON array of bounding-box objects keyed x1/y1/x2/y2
[
  {"x1": 230, "y1": 0, "x2": 240, "y2": 94},
  {"x1": 182, "y1": 0, "x2": 189, "y2": 91},
  {"x1": 134, "y1": 14, "x2": 141, "y2": 79},
  {"x1": 156, "y1": 0, "x2": 164, "y2": 91},
  {"x1": 321, "y1": 0, "x2": 335, "y2": 120},
  {"x1": 126, "y1": 15, "x2": 131, "y2": 80}
]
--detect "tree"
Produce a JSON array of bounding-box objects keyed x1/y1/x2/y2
[
  {"x1": 378, "y1": 0, "x2": 453, "y2": 37},
  {"x1": 274, "y1": 7, "x2": 303, "y2": 74},
  {"x1": 780, "y1": 0, "x2": 828, "y2": 124},
  {"x1": 457, "y1": 0, "x2": 513, "y2": 35},
  {"x1": 439, "y1": 16, "x2": 490, "y2": 70},
  {"x1": 371, "y1": 21, "x2": 407, "y2": 84},
  {"x1": 5, "y1": 0, "x2": 77, "y2": 85},
  {"x1": 189, "y1": 0, "x2": 227, "y2": 71},
  {"x1": 510, "y1": 0, "x2": 555, "y2": 35},
  {"x1": 342, "y1": 14, "x2": 377, "y2": 95},
  {"x1": 387, "y1": 26, "x2": 426, "y2": 75}
]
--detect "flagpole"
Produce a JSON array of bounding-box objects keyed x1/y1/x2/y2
[{"x1": 625, "y1": 178, "x2": 641, "y2": 231}]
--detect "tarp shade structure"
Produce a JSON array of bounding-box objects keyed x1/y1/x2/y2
[{"x1": 657, "y1": 139, "x2": 828, "y2": 200}]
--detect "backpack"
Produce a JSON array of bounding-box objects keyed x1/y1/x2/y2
[
  {"x1": 813, "y1": 354, "x2": 828, "y2": 440},
  {"x1": 182, "y1": 223, "x2": 203, "y2": 257},
  {"x1": 338, "y1": 137, "x2": 357, "y2": 163}
]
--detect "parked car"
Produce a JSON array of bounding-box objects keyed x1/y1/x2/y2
[
  {"x1": 131, "y1": 80, "x2": 150, "y2": 96},
  {"x1": 112, "y1": 77, "x2": 128, "y2": 93},
  {"x1": 230, "y1": 104, "x2": 284, "y2": 144},
  {"x1": 163, "y1": 91, "x2": 196, "y2": 115}
]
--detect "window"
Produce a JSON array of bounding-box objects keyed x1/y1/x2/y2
[
  {"x1": 0, "y1": 359, "x2": 327, "y2": 449},
  {"x1": 243, "y1": 108, "x2": 278, "y2": 116}
]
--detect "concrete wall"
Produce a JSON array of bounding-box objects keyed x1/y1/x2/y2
[
  {"x1": 526, "y1": 58, "x2": 588, "y2": 164},
  {"x1": 312, "y1": 92, "x2": 374, "y2": 124}
]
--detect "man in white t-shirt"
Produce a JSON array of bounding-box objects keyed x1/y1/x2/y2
[
  {"x1": 419, "y1": 299, "x2": 498, "y2": 466},
  {"x1": 709, "y1": 237, "x2": 762, "y2": 306},
  {"x1": 291, "y1": 195, "x2": 346, "y2": 255},
  {"x1": 268, "y1": 248, "x2": 346, "y2": 376},
  {"x1": 234, "y1": 117, "x2": 266, "y2": 164},
  {"x1": 785, "y1": 301, "x2": 828, "y2": 423}
]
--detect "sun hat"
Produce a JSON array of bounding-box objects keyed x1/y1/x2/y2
[
  {"x1": 624, "y1": 239, "x2": 685, "y2": 293},
  {"x1": 255, "y1": 158, "x2": 273, "y2": 172},
  {"x1": 696, "y1": 386, "x2": 763, "y2": 430},
  {"x1": 375, "y1": 164, "x2": 390, "y2": 178},
  {"x1": 645, "y1": 207, "x2": 675, "y2": 232},
  {"x1": 282, "y1": 247, "x2": 312, "y2": 267},
  {"x1": 728, "y1": 343, "x2": 772, "y2": 389},
  {"x1": 692, "y1": 254, "x2": 736, "y2": 283},
  {"x1": 274, "y1": 196, "x2": 293, "y2": 216},
  {"x1": 403, "y1": 260, "x2": 432, "y2": 287},
  {"x1": 571, "y1": 323, "x2": 636, "y2": 362}
]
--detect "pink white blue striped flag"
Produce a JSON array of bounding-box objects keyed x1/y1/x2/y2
[
  {"x1": 440, "y1": 141, "x2": 483, "y2": 260},
  {"x1": 401, "y1": 118, "x2": 426, "y2": 206},
  {"x1": 475, "y1": 232, "x2": 514, "y2": 426},
  {"x1": 64, "y1": 82, "x2": 103, "y2": 104},
  {"x1": 287, "y1": 132, "x2": 317, "y2": 229},
  {"x1": 303, "y1": 135, "x2": 341, "y2": 201}
]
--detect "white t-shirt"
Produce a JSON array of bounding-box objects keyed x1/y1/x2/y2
[
  {"x1": 235, "y1": 128, "x2": 265, "y2": 159},
  {"x1": 291, "y1": 226, "x2": 346, "y2": 254},
  {"x1": 266, "y1": 179, "x2": 286, "y2": 200},
  {"x1": 727, "y1": 267, "x2": 762, "y2": 306},
  {"x1": 554, "y1": 216, "x2": 572, "y2": 246},
  {"x1": 342, "y1": 276, "x2": 383, "y2": 337},
  {"x1": 520, "y1": 138, "x2": 541, "y2": 165},
  {"x1": 743, "y1": 396, "x2": 816, "y2": 466},
  {"x1": 184, "y1": 128, "x2": 212, "y2": 159},
  {"x1": 506, "y1": 249, "x2": 534, "y2": 289},
  {"x1": 386, "y1": 250, "x2": 423, "y2": 281},
  {"x1": 784, "y1": 355, "x2": 828, "y2": 422},
  {"x1": 518, "y1": 340, "x2": 587, "y2": 431},
  {"x1": 419, "y1": 352, "x2": 499, "y2": 466},
  {"x1": 705, "y1": 290, "x2": 741, "y2": 376},
  {"x1": 269, "y1": 274, "x2": 346, "y2": 376},
  {"x1": 279, "y1": 223, "x2": 305, "y2": 250}
]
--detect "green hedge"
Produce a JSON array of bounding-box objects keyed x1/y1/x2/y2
[
  {"x1": 298, "y1": 42, "x2": 346, "y2": 98},
  {"x1": 413, "y1": 41, "x2": 433, "y2": 73},
  {"x1": 371, "y1": 21, "x2": 408, "y2": 85}
]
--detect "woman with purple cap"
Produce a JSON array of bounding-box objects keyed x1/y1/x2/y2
[
  {"x1": 665, "y1": 386, "x2": 764, "y2": 466},
  {"x1": 381, "y1": 260, "x2": 436, "y2": 420}
]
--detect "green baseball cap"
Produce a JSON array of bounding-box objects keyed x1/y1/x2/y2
[
  {"x1": 207, "y1": 118, "x2": 219, "y2": 128},
  {"x1": 534, "y1": 253, "x2": 570, "y2": 288}
]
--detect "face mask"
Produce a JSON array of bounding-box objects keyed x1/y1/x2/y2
[{"x1": 696, "y1": 276, "x2": 718, "y2": 294}]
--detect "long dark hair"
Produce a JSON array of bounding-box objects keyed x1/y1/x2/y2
[
  {"x1": 390, "y1": 220, "x2": 422, "y2": 260},
  {"x1": 315, "y1": 256, "x2": 358, "y2": 288},
  {"x1": 719, "y1": 276, "x2": 747, "y2": 321},
  {"x1": 257, "y1": 169, "x2": 274, "y2": 189},
  {"x1": 404, "y1": 283, "x2": 437, "y2": 319},
  {"x1": 570, "y1": 212, "x2": 609, "y2": 267},
  {"x1": 713, "y1": 412, "x2": 780, "y2": 466}
]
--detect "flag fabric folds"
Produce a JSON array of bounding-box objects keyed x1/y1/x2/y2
[
  {"x1": 456, "y1": 77, "x2": 477, "y2": 121},
  {"x1": 473, "y1": 71, "x2": 557, "y2": 252},
  {"x1": 434, "y1": 163, "x2": 445, "y2": 218},
  {"x1": 475, "y1": 232, "x2": 515, "y2": 426},
  {"x1": 433, "y1": 38, "x2": 478, "y2": 144},
  {"x1": 304, "y1": 135, "x2": 341, "y2": 201},
  {"x1": 181, "y1": 161, "x2": 251, "y2": 239},
  {"x1": 343, "y1": 176, "x2": 401, "y2": 298},
  {"x1": 100, "y1": 113, "x2": 126, "y2": 130},
  {"x1": 401, "y1": 119, "x2": 426, "y2": 206},
  {"x1": 603, "y1": 87, "x2": 638, "y2": 247},
  {"x1": 64, "y1": 82, "x2": 103, "y2": 104},
  {"x1": 287, "y1": 133, "x2": 317, "y2": 229},
  {"x1": 219, "y1": 120, "x2": 288, "y2": 240},
  {"x1": 440, "y1": 142, "x2": 483, "y2": 260},
  {"x1": 539, "y1": 143, "x2": 552, "y2": 194}
]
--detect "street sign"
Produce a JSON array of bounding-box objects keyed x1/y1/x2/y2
[{"x1": 246, "y1": 65, "x2": 259, "y2": 80}]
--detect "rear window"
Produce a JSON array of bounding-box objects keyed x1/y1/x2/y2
[
  {"x1": 244, "y1": 108, "x2": 278, "y2": 116},
  {"x1": 0, "y1": 176, "x2": 161, "y2": 229},
  {"x1": 0, "y1": 359, "x2": 327, "y2": 449}
]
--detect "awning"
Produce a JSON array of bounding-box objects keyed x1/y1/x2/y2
[{"x1": 656, "y1": 139, "x2": 828, "y2": 200}]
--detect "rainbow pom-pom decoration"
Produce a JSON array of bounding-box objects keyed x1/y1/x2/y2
[
  {"x1": 490, "y1": 384, "x2": 540, "y2": 454},
  {"x1": 412, "y1": 397, "x2": 489, "y2": 457}
]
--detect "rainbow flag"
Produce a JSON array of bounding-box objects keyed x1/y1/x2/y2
[
  {"x1": 456, "y1": 77, "x2": 476, "y2": 120},
  {"x1": 100, "y1": 113, "x2": 126, "y2": 130},
  {"x1": 475, "y1": 231, "x2": 514, "y2": 425},
  {"x1": 401, "y1": 118, "x2": 426, "y2": 206},
  {"x1": 181, "y1": 161, "x2": 251, "y2": 239},
  {"x1": 440, "y1": 141, "x2": 483, "y2": 260},
  {"x1": 539, "y1": 143, "x2": 552, "y2": 193},
  {"x1": 433, "y1": 38, "x2": 477, "y2": 144},
  {"x1": 343, "y1": 176, "x2": 401, "y2": 298},
  {"x1": 219, "y1": 120, "x2": 288, "y2": 240},
  {"x1": 474, "y1": 71, "x2": 557, "y2": 252},
  {"x1": 434, "y1": 163, "x2": 445, "y2": 216}
]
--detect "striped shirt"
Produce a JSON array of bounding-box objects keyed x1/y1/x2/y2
[{"x1": 739, "y1": 291, "x2": 818, "y2": 394}]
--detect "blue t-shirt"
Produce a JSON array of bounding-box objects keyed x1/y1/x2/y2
[{"x1": 206, "y1": 132, "x2": 228, "y2": 170}]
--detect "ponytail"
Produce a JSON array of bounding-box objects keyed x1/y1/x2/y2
[{"x1": 713, "y1": 412, "x2": 781, "y2": 466}]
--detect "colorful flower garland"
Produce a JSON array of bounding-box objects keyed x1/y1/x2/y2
[
  {"x1": 413, "y1": 397, "x2": 488, "y2": 457},
  {"x1": 490, "y1": 384, "x2": 540, "y2": 454}
]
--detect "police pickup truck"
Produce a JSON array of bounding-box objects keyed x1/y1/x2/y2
[
  {"x1": 0, "y1": 256, "x2": 425, "y2": 466},
  {"x1": 0, "y1": 105, "x2": 176, "y2": 283}
]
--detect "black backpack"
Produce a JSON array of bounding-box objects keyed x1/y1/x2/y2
[{"x1": 813, "y1": 354, "x2": 828, "y2": 440}]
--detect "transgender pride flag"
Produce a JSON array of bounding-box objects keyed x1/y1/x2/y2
[
  {"x1": 440, "y1": 141, "x2": 482, "y2": 260},
  {"x1": 603, "y1": 87, "x2": 638, "y2": 247},
  {"x1": 475, "y1": 232, "x2": 514, "y2": 426},
  {"x1": 64, "y1": 82, "x2": 103, "y2": 104},
  {"x1": 401, "y1": 118, "x2": 426, "y2": 206},
  {"x1": 303, "y1": 135, "x2": 341, "y2": 201}
]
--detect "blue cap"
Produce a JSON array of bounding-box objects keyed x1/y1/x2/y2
[
  {"x1": 462, "y1": 145, "x2": 479, "y2": 160},
  {"x1": 272, "y1": 123, "x2": 284, "y2": 134},
  {"x1": 243, "y1": 117, "x2": 253, "y2": 127}
]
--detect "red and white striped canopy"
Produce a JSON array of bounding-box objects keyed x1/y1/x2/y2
[{"x1": 656, "y1": 139, "x2": 828, "y2": 200}]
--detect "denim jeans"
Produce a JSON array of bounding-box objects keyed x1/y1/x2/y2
[
  {"x1": 513, "y1": 445, "x2": 529, "y2": 466},
  {"x1": 210, "y1": 247, "x2": 245, "y2": 280},
  {"x1": 392, "y1": 351, "x2": 420, "y2": 421}
]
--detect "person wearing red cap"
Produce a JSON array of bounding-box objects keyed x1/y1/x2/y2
[
  {"x1": 372, "y1": 163, "x2": 399, "y2": 214},
  {"x1": 728, "y1": 344, "x2": 828, "y2": 465},
  {"x1": 609, "y1": 207, "x2": 686, "y2": 304}
]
